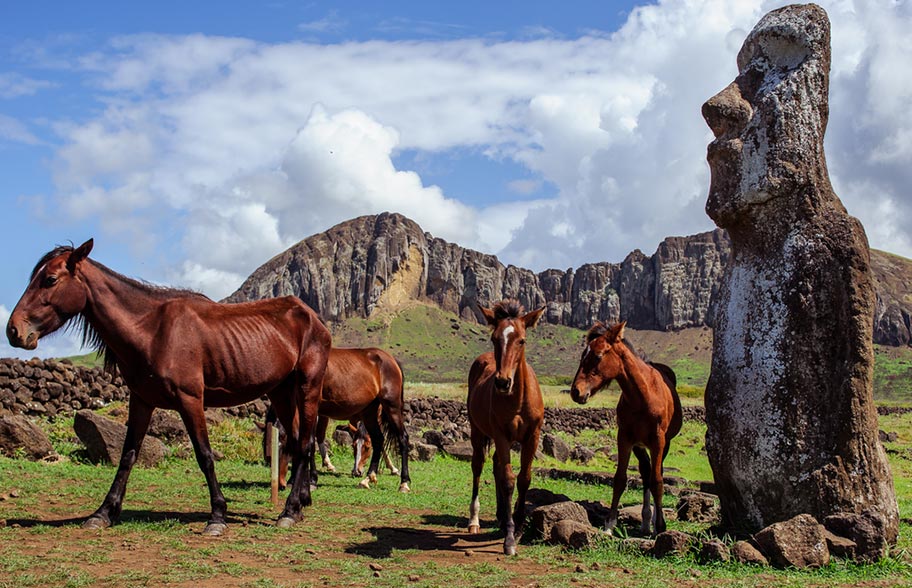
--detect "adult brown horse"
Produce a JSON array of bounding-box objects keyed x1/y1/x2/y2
[
  {"x1": 5, "y1": 239, "x2": 331, "y2": 535},
  {"x1": 467, "y1": 300, "x2": 545, "y2": 556},
  {"x1": 570, "y1": 321, "x2": 682, "y2": 536},
  {"x1": 262, "y1": 347, "x2": 410, "y2": 492}
]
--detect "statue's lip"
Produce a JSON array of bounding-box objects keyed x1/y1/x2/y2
[{"x1": 707, "y1": 137, "x2": 743, "y2": 160}]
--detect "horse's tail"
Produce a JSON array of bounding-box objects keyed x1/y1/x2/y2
[{"x1": 379, "y1": 358, "x2": 407, "y2": 458}]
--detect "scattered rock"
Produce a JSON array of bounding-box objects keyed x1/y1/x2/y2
[
  {"x1": 422, "y1": 430, "x2": 449, "y2": 449},
  {"x1": 542, "y1": 434, "x2": 571, "y2": 462},
  {"x1": 755, "y1": 514, "x2": 829, "y2": 569},
  {"x1": 147, "y1": 411, "x2": 187, "y2": 443},
  {"x1": 878, "y1": 430, "x2": 898, "y2": 443},
  {"x1": 525, "y1": 488, "x2": 572, "y2": 511},
  {"x1": 528, "y1": 501, "x2": 590, "y2": 541},
  {"x1": 73, "y1": 410, "x2": 167, "y2": 467},
  {"x1": 649, "y1": 530, "x2": 694, "y2": 558},
  {"x1": 620, "y1": 537, "x2": 655, "y2": 554},
  {"x1": 409, "y1": 441, "x2": 438, "y2": 462},
  {"x1": 675, "y1": 491, "x2": 720, "y2": 523},
  {"x1": 698, "y1": 539, "x2": 730, "y2": 564},
  {"x1": 823, "y1": 530, "x2": 857, "y2": 560},
  {"x1": 569, "y1": 445, "x2": 595, "y2": 464},
  {"x1": 731, "y1": 541, "x2": 768, "y2": 566},
  {"x1": 549, "y1": 520, "x2": 596, "y2": 549},
  {"x1": 823, "y1": 511, "x2": 889, "y2": 563},
  {"x1": 0, "y1": 414, "x2": 55, "y2": 460}
]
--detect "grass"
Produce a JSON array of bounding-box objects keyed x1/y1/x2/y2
[{"x1": 0, "y1": 401, "x2": 910, "y2": 587}]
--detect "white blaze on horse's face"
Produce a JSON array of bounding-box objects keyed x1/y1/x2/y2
[{"x1": 501, "y1": 325, "x2": 515, "y2": 357}]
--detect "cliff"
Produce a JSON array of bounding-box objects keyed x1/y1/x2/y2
[{"x1": 225, "y1": 212, "x2": 911, "y2": 345}]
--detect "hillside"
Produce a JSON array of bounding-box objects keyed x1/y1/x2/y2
[{"x1": 226, "y1": 212, "x2": 912, "y2": 347}]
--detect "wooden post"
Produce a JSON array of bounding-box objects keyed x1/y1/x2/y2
[{"x1": 269, "y1": 422, "x2": 280, "y2": 506}]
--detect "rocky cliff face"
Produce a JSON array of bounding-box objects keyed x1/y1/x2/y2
[{"x1": 225, "y1": 212, "x2": 911, "y2": 345}]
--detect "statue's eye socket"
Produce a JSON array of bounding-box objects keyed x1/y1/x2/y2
[{"x1": 42, "y1": 275, "x2": 58, "y2": 288}]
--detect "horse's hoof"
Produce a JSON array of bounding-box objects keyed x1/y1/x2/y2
[
  {"x1": 398, "y1": 482, "x2": 410, "y2": 493},
  {"x1": 276, "y1": 516, "x2": 297, "y2": 529},
  {"x1": 82, "y1": 516, "x2": 110, "y2": 530},
  {"x1": 203, "y1": 522, "x2": 227, "y2": 536},
  {"x1": 326, "y1": 465, "x2": 336, "y2": 473},
  {"x1": 369, "y1": 473, "x2": 378, "y2": 484},
  {"x1": 390, "y1": 468, "x2": 400, "y2": 476},
  {"x1": 468, "y1": 524, "x2": 481, "y2": 534},
  {"x1": 503, "y1": 543, "x2": 517, "y2": 556},
  {"x1": 357, "y1": 478, "x2": 371, "y2": 489}
]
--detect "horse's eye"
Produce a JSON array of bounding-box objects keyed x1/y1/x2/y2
[
  {"x1": 519, "y1": 339, "x2": 525, "y2": 346},
  {"x1": 42, "y1": 275, "x2": 58, "y2": 288}
]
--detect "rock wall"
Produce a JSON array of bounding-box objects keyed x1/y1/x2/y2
[
  {"x1": 0, "y1": 358, "x2": 711, "y2": 435},
  {"x1": 225, "y1": 212, "x2": 910, "y2": 345}
]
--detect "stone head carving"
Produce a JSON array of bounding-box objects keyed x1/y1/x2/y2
[{"x1": 703, "y1": 4, "x2": 832, "y2": 232}]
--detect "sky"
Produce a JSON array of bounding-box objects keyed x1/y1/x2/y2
[{"x1": 1, "y1": 0, "x2": 910, "y2": 359}]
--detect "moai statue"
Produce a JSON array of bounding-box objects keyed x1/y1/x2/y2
[{"x1": 702, "y1": 4, "x2": 898, "y2": 543}]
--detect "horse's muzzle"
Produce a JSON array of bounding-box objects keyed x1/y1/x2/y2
[
  {"x1": 6, "y1": 321, "x2": 37, "y2": 350},
  {"x1": 570, "y1": 386, "x2": 589, "y2": 405},
  {"x1": 494, "y1": 376, "x2": 512, "y2": 393}
]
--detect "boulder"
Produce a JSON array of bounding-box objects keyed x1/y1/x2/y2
[
  {"x1": 755, "y1": 514, "x2": 829, "y2": 569},
  {"x1": 147, "y1": 411, "x2": 187, "y2": 443},
  {"x1": 702, "y1": 4, "x2": 898, "y2": 542},
  {"x1": 823, "y1": 530, "x2": 857, "y2": 560},
  {"x1": 441, "y1": 441, "x2": 474, "y2": 461},
  {"x1": 0, "y1": 415, "x2": 54, "y2": 460},
  {"x1": 731, "y1": 541, "x2": 768, "y2": 566},
  {"x1": 541, "y1": 434, "x2": 570, "y2": 462},
  {"x1": 549, "y1": 519, "x2": 596, "y2": 549},
  {"x1": 422, "y1": 430, "x2": 449, "y2": 449},
  {"x1": 409, "y1": 441, "x2": 438, "y2": 462},
  {"x1": 73, "y1": 410, "x2": 167, "y2": 467},
  {"x1": 649, "y1": 530, "x2": 694, "y2": 558},
  {"x1": 528, "y1": 500, "x2": 590, "y2": 541},
  {"x1": 698, "y1": 539, "x2": 730, "y2": 564},
  {"x1": 675, "y1": 491, "x2": 720, "y2": 523},
  {"x1": 823, "y1": 511, "x2": 889, "y2": 563}
]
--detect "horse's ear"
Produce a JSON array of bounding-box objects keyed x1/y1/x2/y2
[
  {"x1": 523, "y1": 306, "x2": 546, "y2": 329},
  {"x1": 478, "y1": 303, "x2": 497, "y2": 327},
  {"x1": 67, "y1": 238, "x2": 94, "y2": 273},
  {"x1": 608, "y1": 321, "x2": 627, "y2": 342}
]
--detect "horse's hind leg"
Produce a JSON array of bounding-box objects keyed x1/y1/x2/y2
[
  {"x1": 84, "y1": 395, "x2": 155, "y2": 529},
  {"x1": 382, "y1": 405, "x2": 410, "y2": 492},
  {"x1": 467, "y1": 427, "x2": 486, "y2": 534},
  {"x1": 648, "y1": 436, "x2": 668, "y2": 534},
  {"x1": 632, "y1": 446, "x2": 653, "y2": 535},
  {"x1": 358, "y1": 404, "x2": 384, "y2": 489},
  {"x1": 316, "y1": 416, "x2": 335, "y2": 473}
]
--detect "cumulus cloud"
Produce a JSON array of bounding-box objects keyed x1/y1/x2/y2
[
  {"x1": 43, "y1": 0, "x2": 912, "y2": 303},
  {"x1": 0, "y1": 114, "x2": 39, "y2": 145},
  {"x1": 0, "y1": 72, "x2": 53, "y2": 98}
]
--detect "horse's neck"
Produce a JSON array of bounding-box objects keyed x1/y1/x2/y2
[
  {"x1": 80, "y1": 262, "x2": 163, "y2": 361},
  {"x1": 509, "y1": 355, "x2": 532, "y2": 406},
  {"x1": 615, "y1": 348, "x2": 652, "y2": 407}
]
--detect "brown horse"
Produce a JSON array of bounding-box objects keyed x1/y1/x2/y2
[
  {"x1": 5, "y1": 240, "x2": 331, "y2": 535},
  {"x1": 570, "y1": 321, "x2": 682, "y2": 536},
  {"x1": 467, "y1": 300, "x2": 545, "y2": 556},
  {"x1": 263, "y1": 347, "x2": 410, "y2": 492}
]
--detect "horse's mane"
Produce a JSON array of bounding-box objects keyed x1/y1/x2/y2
[
  {"x1": 491, "y1": 299, "x2": 524, "y2": 322},
  {"x1": 585, "y1": 322, "x2": 650, "y2": 362},
  {"x1": 37, "y1": 245, "x2": 209, "y2": 375}
]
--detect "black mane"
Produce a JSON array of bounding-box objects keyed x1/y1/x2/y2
[
  {"x1": 585, "y1": 322, "x2": 648, "y2": 361},
  {"x1": 492, "y1": 299, "x2": 524, "y2": 321},
  {"x1": 34, "y1": 245, "x2": 209, "y2": 375}
]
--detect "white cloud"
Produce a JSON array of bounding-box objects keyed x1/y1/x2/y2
[
  {"x1": 42, "y1": 0, "x2": 912, "y2": 304},
  {"x1": 0, "y1": 72, "x2": 53, "y2": 98},
  {"x1": 0, "y1": 114, "x2": 39, "y2": 145}
]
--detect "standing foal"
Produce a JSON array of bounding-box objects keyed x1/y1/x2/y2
[{"x1": 467, "y1": 300, "x2": 545, "y2": 555}]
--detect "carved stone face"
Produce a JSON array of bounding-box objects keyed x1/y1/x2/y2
[{"x1": 702, "y1": 6, "x2": 830, "y2": 229}]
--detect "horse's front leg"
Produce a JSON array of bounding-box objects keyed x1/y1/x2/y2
[
  {"x1": 512, "y1": 429, "x2": 540, "y2": 541},
  {"x1": 84, "y1": 394, "x2": 155, "y2": 529},
  {"x1": 493, "y1": 440, "x2": 517, "y2": 556},
  {"x1": 176, "y1": 396, "x2": 228, "y2": 536},
  {"x1": 467, "y1": 427, "x2": 486, "y2": 534},
  {"x1": 606, "y1": 436, "x2": 633, "y2": 536}
]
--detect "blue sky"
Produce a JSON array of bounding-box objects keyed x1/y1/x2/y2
[{"x1": 2, "y1": 1, "x2": 911, "y2": 359}]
